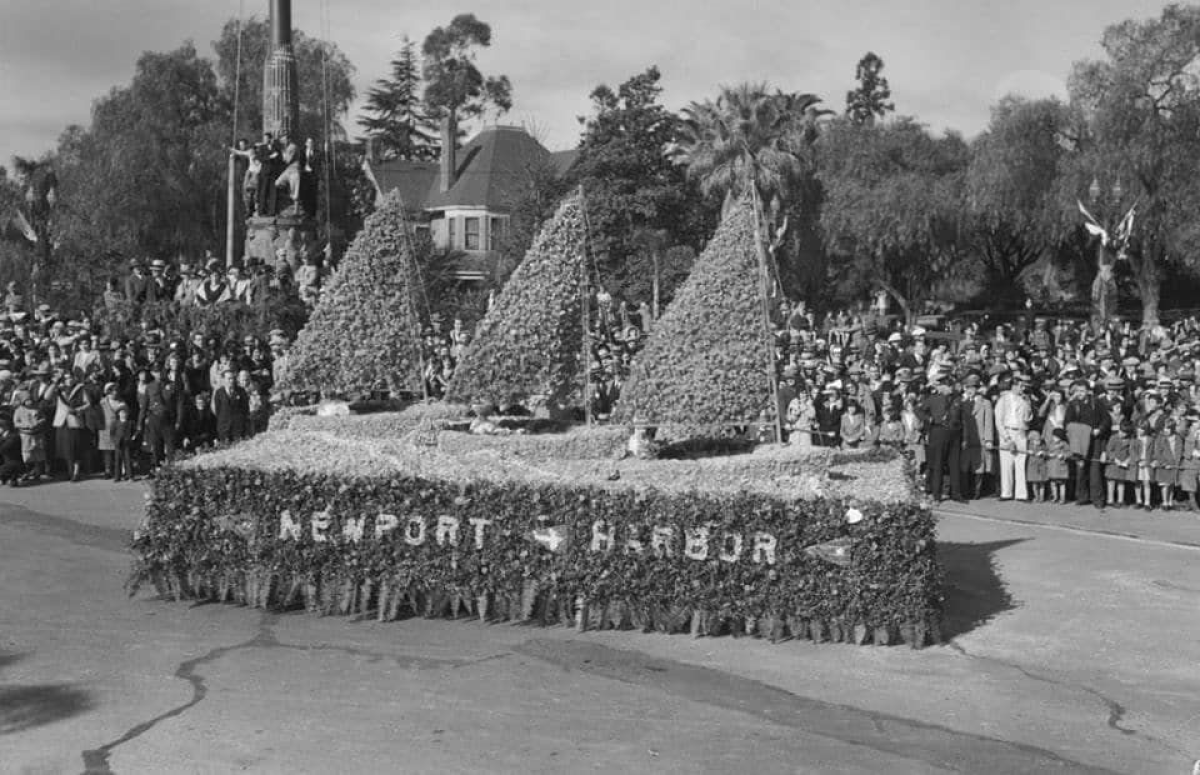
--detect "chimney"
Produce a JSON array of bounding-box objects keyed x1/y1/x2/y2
[{"x1": 440, "y1": 115, "x2": 457, "y2": 193}]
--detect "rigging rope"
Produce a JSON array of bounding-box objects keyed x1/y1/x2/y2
[
  {"x1": 231, "y1": 0, "x2": 244, "y2": 145},
  {"x1": 319, "y1": 0, "x2": 334, "y2": 256}
]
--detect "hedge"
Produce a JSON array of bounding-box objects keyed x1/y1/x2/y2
[
  {"x1": 129, "y1": 433, "x2": 942, "y2": 647},
  {"x1": 278, "y1": 189, "x2": 424, "y2": 396},
  {"x1": 446, "y1": 194, "x2": 586, "y2": 410},
  {"x1": 614, "y1": 200, "x2": 775, "y2": 431}
]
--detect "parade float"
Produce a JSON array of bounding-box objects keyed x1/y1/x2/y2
[
  {"x1": 130, "y1": 195, "x2": 943, "y2": 647},
  {"x1": 127, "y1": 0, "x2": 942, "y2": 648}
]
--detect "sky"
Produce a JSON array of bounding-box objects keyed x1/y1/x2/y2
[{"x1": 0, "y1": 0, "x2": 1177, "y2": 164}]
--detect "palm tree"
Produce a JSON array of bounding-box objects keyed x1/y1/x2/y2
[{"x1": 669, "y1": 83, "x2": 830, "y2": 223}]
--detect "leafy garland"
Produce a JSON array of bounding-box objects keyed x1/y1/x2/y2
[
  {"x1": 130, "y1": 464, "x2": 943, "y2": 646},
  {"x1": 278, "y1": 189, "x2": 424, "y2": 396},
  {"x1": 614, "y1": 200, "x2": 774, "y2": 431},
  {"x1": 445, "y1": 193, "x2": 586, "y2": 409}
]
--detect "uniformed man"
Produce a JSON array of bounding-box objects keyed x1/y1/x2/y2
[{"x1": 920, "y1": 369, "x2": 963, "y2": 502}]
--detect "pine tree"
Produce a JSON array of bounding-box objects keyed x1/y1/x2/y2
[
  {"x1": 845, "y1": 52, "x2": 895, "y2": 126},
  {"x1": 446, "y1": 193, "x2": 586, "y2": 410},
  {"x1": 279, "y1": 190, "x2": 425, "y2": 396},
  {"x1": 614, "y1": 201, "x2": 775, "y2": 430},
  {"x1": 357, "y1": 38, "x2": 438, "y2": 161}
]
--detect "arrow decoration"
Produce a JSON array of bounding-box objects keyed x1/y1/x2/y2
[
  {"x1": 527, "y1": 525, "x2": 571, "y2": 553},
  {"x1": 804, "y1": 537, "x2": 856, "y2": 567}
]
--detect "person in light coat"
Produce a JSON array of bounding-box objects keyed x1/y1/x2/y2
[{"x1": 993, "y1": 374, "x2": 1033, "y2": 501}]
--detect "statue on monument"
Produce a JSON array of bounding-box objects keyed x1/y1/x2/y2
[
  {"x1": 241, "y1": 0, "x2": 322, "y2": 269},
  {"x1": 1077, "y1": 197, "x2": 1137, "y2": 334}
]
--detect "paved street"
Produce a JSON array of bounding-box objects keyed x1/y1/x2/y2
[{"x1": 1, "y1": 481, "x2": 1198, "y2": 774}]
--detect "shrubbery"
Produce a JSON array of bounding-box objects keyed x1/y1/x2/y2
[
  {"x1": 446, "y1": 194, "x2": 586, "y2": 410},
  {"x1": 95, "y1": 297, "x2": 308, "y2": 345},
  {"x1": 278, "y1": 189, "x2": 424, "y2": 396},
  {"x1": 614, "y1": 201, "x2": 775, "y2": 431}
]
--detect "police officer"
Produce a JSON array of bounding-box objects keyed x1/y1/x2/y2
[{"x1": 920, "y1": 369, "x2": 964, "y2": 503}]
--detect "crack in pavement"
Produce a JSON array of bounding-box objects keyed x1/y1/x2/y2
[
  {"x1": 515, "y1": 638, "x2": 1120, "y2": 774},
  {"x1": 79, "y1": 610, "x2": 508, "y2": 774},
  {"x1": 0, "y1": 502, "x2": 130, "y2": 554},
  {"x1": 945, "y1": 640, "x2": 1191, "y2": 758}
]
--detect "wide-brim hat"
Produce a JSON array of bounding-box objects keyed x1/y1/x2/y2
[
  {"x1": 1103, "y1": 376, "x2": 1126, "y2": 390},
  {"x1": 1121, "y1": 356, "x2": 1140, "y2": 367},
  {"x1": 150, "y1": 259, "x2": 166, "y2": 269},
  {"x1": 963, "y1": 374, "x2": 982, "y2": 388}
]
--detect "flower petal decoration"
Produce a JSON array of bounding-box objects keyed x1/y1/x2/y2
[
  {"x1": 446, "y1": 193, "x2": 586, "y2": 410},
  {"x1": 279, "y1": 189, "x2": 424, "y2": 396},
  {"x1": 846, "y1": 507, "x2": 864, "y2": 525},
  {"x1": 614, "y1": 200, "x2": 774, "y2": 434}
]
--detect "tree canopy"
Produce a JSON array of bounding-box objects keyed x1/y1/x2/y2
[
  {"x1": 357, "y1": 37, "x2": 438, "y2": 161},
  {"x1": 421, "y1": 14, "x2": 513, "y2": 130}
]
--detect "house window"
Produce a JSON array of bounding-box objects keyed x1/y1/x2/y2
[
  {"x1": 464, "y1": 217, "x2": 481, "y2": 250},
  {"x1": 447, "y1": 217, "x2": 456, "y2": 249},
  {"x1": 489, "y1": 217, "x2": 506, "y2": 251}
]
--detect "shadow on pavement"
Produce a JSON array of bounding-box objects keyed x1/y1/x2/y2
[
  {"x1": 0, "y1": 652, "x2": 95, "y2": 735},
  {"x1": 939, "y1": 539, "x2": 1026, "y2": 640}
]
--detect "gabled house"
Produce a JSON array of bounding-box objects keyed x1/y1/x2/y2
[{"x1": 363, "y1": 124, "x2": 577, "y2": 280}]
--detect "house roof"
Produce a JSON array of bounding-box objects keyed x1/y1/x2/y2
[
  {"x1": 365, "y1": 161, "x2": 438, "y2": 212},
  {"x1": 365, "y1": 125, "x2": 572, "y2": 214}
]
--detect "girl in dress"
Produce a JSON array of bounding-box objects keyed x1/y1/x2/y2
[
  {"x1": 1181, "y1": 412, "x2": 1200, "y2": 512},
  {"x1": 1131, "y1": 423, "x2": 1155, "y2": 510},
  {"x1": 786, "y1": 390, "x2": 816, "y2": 450},
  {"x1": 1046, "y1": 427, "x2": 1071, "y2": 504},
  {"x1": 1103, "y1": 421, "x2": 1132, "y2": 508},
  {"x1": 1025, "y1": 429, "x2": 1048, "y2": 502},
  {"x1": 1152, "y1": 418, "x2": 1185, "y2": 511}
]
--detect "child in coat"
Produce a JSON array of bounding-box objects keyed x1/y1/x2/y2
[
  {"x1": 1103, "y1": 421, "x2": 1132, "y2": 508},
  {"x1": 1025, "y1": 429, "x2": 1048, "y2": 502},
  {"x1": 1046, "y1": 427, "x2": 1071, "y2": 504}
]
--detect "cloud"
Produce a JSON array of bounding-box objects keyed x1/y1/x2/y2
[{"x1": 0, "y1": 0, "x2": 1177, "y2": 162}]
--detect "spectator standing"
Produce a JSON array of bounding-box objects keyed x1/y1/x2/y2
[
  {"x1": 920, "y1": 371, "x2": 963, "y2": 503},
  {"x1": 994, "y1": 374, "x2": 1033, "y2": 501}
]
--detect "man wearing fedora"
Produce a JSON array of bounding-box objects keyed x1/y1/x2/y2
[{"x1": 1065, "y1": 379, "x2": 1112, "y2": 508}]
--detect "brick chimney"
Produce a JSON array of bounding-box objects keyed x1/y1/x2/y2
[{"x1": 440, "y1": 115, "x2": 457, "y2": 193}]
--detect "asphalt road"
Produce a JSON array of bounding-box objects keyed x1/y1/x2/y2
[{"x1": 1, "y1": 481, "x2": 1197, "y2": 774}]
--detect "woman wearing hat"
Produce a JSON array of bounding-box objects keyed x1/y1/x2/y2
[
  {"x1": 52, "y1": 371, "x2": 92, "y2": 482},
  {"x1": 1180, "y1": 411, "x2": 1200, "y2": 511}
]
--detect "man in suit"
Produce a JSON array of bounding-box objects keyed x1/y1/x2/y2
[
  {"x1": 213, "y1": 369, "x2": 249, "y2": 444},
  {"x1": 1064, "y1": 379, "x2": 1113, "y2": 508},
  {"x1": 959, "y1": 373, "x2": 995, "y2": 500}
]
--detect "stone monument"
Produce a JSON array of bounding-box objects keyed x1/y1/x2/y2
[{"x1": 243, "y1": 0, "x2": 320, "y2": 273}]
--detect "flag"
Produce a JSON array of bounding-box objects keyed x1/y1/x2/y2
[{"x1": 804, "y1": 537, "x2": 856, "y2": 567}]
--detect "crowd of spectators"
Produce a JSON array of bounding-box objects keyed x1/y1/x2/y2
[
  {"x1": 0, "y1": 302, "x2": 289, "y2": 484},
  {"x1": 765, "y1": 299, "x2": 1200, "y2": 512},
  {"x1": 105, "y1": 253, "x2": 329, "y2": 311},
  {"x1": 11, "y1": 257, "x2": 1200, "y2": 516}
]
